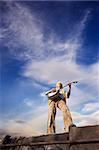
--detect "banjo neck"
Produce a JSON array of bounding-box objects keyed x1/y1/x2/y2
[
  {"x1": 45, "y1": 81, "x2": 78, "y2": 95},
  {"x1": 63, "y1": 81, "x2": 78, "y2": 88}
]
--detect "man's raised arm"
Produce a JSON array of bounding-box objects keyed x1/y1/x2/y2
[{"x1": 67, "y1": 83, "x2": 71, "y2": 98}]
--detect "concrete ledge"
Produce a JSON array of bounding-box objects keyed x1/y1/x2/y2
[
  {"x1": 69, "y1": 125, "x2": 99, "y2": 141},
  {"x1": 0, "y1": 125, "x2": 99, "y2": 150}
]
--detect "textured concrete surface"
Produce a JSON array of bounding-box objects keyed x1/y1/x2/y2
[{"x1": 0, "y1": 125, "x2": 99, "y2": 150}]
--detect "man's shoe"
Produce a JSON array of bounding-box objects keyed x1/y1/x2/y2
[{"x1": 70, "y1": 124, "x2": 76, "y2": 127}]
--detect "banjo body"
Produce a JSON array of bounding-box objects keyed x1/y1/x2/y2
[{"x1": 47, "y1": 90, "x2": 65, "y2": 101}]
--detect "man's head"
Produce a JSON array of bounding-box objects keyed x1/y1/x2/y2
[{"x1": 56, "y1": 81, "x2": 63, "y2": 90}]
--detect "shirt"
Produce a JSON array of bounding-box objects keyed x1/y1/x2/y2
[{"x1": 48, "y1": 89, "x2": 67, "y2": 106}]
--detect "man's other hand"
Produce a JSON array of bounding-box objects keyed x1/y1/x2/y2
[{"x1": 68, "y1": 83, "x2": 71, "y2": 88}]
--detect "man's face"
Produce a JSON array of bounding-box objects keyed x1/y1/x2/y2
[{"x1": 56, "y1": 83, "x2": 62, "y2": 90}]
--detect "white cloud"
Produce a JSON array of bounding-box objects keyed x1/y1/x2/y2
[
  {"x1": 72, "y1": 111, "x2": 99, "y2": 126},
  {"x1": 3, "y1": 103, "x2": 48, "y2": 136},
  {"x1": 2, "y1": 2, "x2": 91, "y2": 62},
  {"x1": 40, "y1": 92, "x2": 47, "y2": 102},
  {"x1": 23, "y1": 59, "x2": 99, "y2": 108},
  {"x1": 2, "y1": 2, "x2": 45, "y2": 60},
  {"x1": 21, "y1": 8, "x2": 96, "y2": 85},
  {"x1": 23, "y1": 59, "x2": 82, "y2": 83},
  {"x1": 2, "y1": 104, "x2": 99, "y2": 136},
  {"x1": 82, "y1": 102, "x2": 99, "y2": 113},
  {"x1": 24, "y1": 98, "x2": 35, "y2": 108}
]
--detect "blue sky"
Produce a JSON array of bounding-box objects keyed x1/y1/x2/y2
[{"x1": 0, "y1": 1, "x2": 99, "y2": 136}]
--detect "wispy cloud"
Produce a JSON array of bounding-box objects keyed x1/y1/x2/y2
[
  {"x1": 15, "y1": 120, "x2": 26, "y2": 124},
  {"x1": 24, "y1": 98, "x2": 35, "y2": 108},
  {"x1": 82, "y1": 102, "x2": 99, "y2": 113},
  {"x1": 21, "y1": 9, "x2": 93, "y2": 84},
  {"x1": 72, "y1": 111, "x2": 99, "y2": 126},
  {"x1": 1, "y1": 2, "x2": 44, "y2": 60},
  {"x1": 1, "y1": 2, "x2": 91, "y2": 62}
]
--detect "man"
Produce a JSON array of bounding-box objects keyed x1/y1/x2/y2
[{"x1": 47, "y1": 81, "x2": 73, "y2": 134}]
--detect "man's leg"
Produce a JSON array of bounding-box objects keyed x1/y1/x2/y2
[
  {"x1": 58, "y1": 100, "x2": 73, "y2": 132},
  {"x1": 47, "y1": 101, "x2": 56, "y2": 134}
]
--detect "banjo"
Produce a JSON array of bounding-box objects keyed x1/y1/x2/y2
[{"x1": 45, "y1": 81, "x2": 78, "y2": 101}]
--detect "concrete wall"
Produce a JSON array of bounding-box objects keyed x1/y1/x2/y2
[
  {"x1": 69, "y1": 125, "x2": 99, "y2": 150},
  {"x1": 0, "y1": 125, "x2": 99, "y2": 150}
]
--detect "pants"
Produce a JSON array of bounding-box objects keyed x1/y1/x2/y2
[{"x1": 47, "y1": 100, "x2": 73, "y2": 134}]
